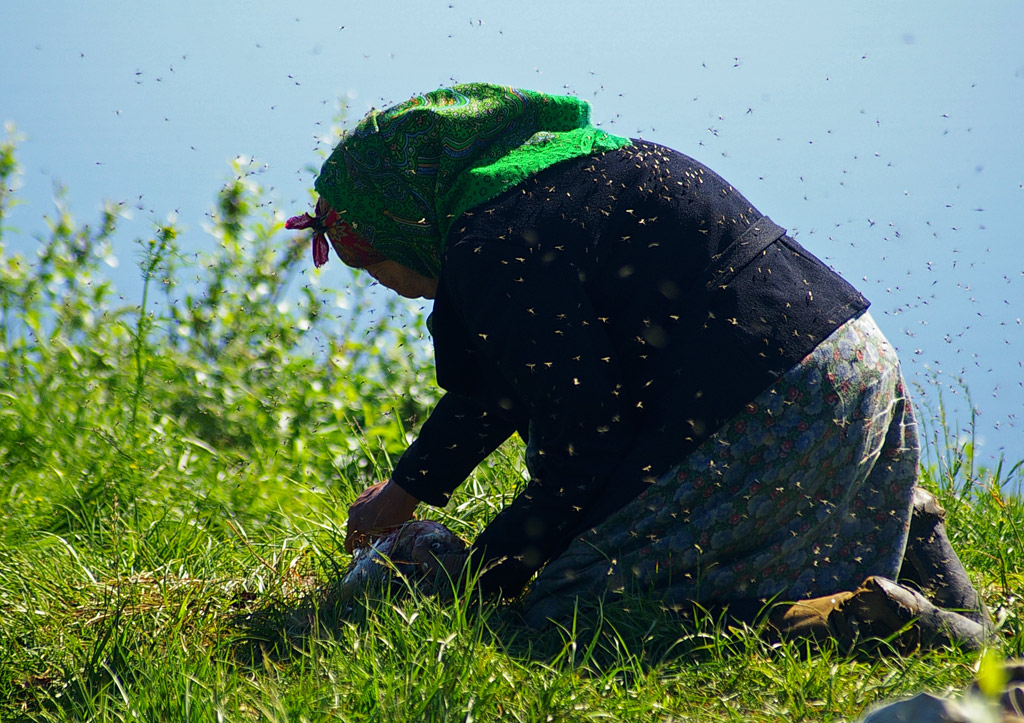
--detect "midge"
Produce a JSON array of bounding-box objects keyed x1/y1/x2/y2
[{"x1": 286, "y1": 83, "x2": 990, "y2": 650}]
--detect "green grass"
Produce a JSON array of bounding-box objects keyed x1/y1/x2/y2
[
  {"x1": 1, "y1": 468, "x2": 1018, "y2": 723},
  {"x1": 1, "y1": 127, "x2": 1022, "y2": 722}
]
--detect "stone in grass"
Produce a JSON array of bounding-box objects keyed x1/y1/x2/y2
[{"x1": 857, "y1": 659, "x2": 1024, "y2": 722}]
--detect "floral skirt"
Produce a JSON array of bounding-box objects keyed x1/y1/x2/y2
[{"x1": 522, "y1": 311, "x2": 919, "y2": 626}]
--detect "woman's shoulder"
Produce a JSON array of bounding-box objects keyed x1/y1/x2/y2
[{"x1": 440, "y1": 137, "x2": 759, "y2": 273}]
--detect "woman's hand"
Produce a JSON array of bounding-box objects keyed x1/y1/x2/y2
[{"x1": 345, "y1": 480, "x2": 420, "y2": 553}]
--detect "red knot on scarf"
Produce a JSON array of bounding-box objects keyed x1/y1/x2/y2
[{"x1": 285, "y1": 198, "x2": 386, "y2": 269}]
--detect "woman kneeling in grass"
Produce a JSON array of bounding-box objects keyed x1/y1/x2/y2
[{"x1": 287, "y1": 83, "x2": 988, "y2": 649}]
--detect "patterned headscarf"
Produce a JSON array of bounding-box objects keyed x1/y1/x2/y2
[{"x1": 286, "y1": 83, "x2": 631, "y2": 277}]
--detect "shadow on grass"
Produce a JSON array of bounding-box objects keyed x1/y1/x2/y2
[
  {"x1": 226, "y1": 571, "x2": 791, "y2": 677},
  {"x1": 225, "y1": 532, "x2": 1016, "y2": 683}
]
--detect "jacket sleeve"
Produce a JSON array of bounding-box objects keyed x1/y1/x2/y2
[
  {"x1": 442, "y1": 237, "x2": 635, "y2": 597},
  {"x1": 390, "y1": 391, "x2": 520, "y2": 506}
]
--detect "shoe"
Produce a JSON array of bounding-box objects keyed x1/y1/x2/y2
[
  {"x1": 769, "y1": 576, "x2": 990, "y2": 652},
  {"x1": 767, "y1": 591, "x2": 856, "y2": 644},
  {"x1": 899, "y1": 487, "x2": 988, "y2": 625},
  {"x1": 837, "y1": 576, "x2": 989, "y2": 652}
]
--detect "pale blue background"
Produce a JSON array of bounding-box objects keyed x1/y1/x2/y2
[{"x1": 2, "y1": 1, "x2": 1022, "y2": 479}]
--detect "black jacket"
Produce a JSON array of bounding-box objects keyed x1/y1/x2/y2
[{"x1": 391, "y1": 141, "x2": 869, "y2": 595}]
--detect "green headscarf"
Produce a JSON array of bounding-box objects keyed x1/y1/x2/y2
[{"x1": 312, "y1": 82, "x2": 632, "y2": 277}]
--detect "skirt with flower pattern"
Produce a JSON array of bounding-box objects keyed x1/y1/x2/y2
[{"x1": 523, "y1": 311, "x2": 918, "y2": 625}]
